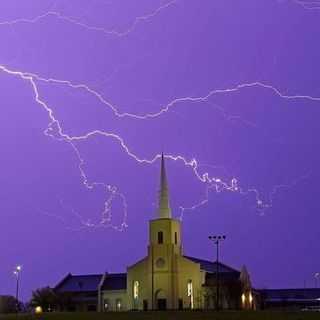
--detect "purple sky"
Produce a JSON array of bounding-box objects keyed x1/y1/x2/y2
[{"x1": 1, "y1": 0, "x2": 320, "y2": 301}]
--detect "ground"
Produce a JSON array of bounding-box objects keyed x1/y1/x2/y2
[{"x1": 0, "y1": 311, "x2": 320, "y2": 320}]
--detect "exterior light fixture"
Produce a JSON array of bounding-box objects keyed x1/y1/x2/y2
[{"x1": 35, "y1": 306, "x2": 43, "y2": 314}]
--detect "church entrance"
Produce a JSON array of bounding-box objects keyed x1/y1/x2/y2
[
  {"x1": 157, "y1": 299, "x2": 167, "y2": 310},
  {"x1": 155, "y1": 289, "x2": 167, "y2": 310}
]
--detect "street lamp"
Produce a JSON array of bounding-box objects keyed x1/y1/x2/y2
[
  {"x1": 208, "y1": 235, "x2": 226, "y2": 311},
  {"x1": 13, "y1": 265, "x2": 22, "y2": 312}
]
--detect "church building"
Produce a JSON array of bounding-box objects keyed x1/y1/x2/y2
[{"x1": 54, "y1": 155, "x2": 256, "y2": 311}]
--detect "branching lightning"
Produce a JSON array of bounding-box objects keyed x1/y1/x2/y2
[
  {"x1": 0, "y1": 0, "x2": 314, "y2": 231},
  {"x1": 0, "y1": 62, "x2": 314, "y2": 230},
  {"x1": 0, "y1": 0, "x2": 178, "y2": 37},
  {"x1": 6, "y1": 68, "x2": 320, "y2": 120}
]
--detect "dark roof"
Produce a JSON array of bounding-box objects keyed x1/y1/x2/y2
[
  {"x1": 184, "y1": 256, "x2": 240, "y2": 274},
  {"x1": 259, "y1": 288, "x2": 320, "y2": 302},
  {"x1": 55, "y1": 274, "x2": 102, "y2": 293},
  {"x1": 101, "y1": 273, "x2": 127, "y2": 291},
  {"x1": 205, "y1": 272, "x2": 240, "y2": 283}
]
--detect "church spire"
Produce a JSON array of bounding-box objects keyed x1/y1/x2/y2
[{"x1": 158, "y1": 153, "x2": 171, "y2": 219}]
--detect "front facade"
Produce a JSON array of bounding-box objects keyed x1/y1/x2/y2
[
  {"x1": 126, "y1": 217, "x2": 204, "y2": 311},
  {"x1": 54, "y1": 154, "x2": 255, "y2": 311}
]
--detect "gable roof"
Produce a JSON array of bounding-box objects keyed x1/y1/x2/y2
[
  {"x1": 101, "y1": 273, "x2": 127, "y2": 291},
  {"x1": 184, "y1": 256, "x2": 240, "y2": 274},
  {"x1": 54, "y1": 273, "x2": 102, "y2": 293}
]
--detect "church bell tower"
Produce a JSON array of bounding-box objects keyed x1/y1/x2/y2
[{"x1": 147, "y1": 153, "x2": 182, "y2": 310}]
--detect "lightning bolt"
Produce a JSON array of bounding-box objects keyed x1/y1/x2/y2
[
  {"x1": 0, "y1": 63, "x2": 128, "y2": 231},
  {"x1": 0, "y1": 62, "x2": 314, "y2": 230},
  {"x1": 0, "y1": 0, "x2": 316, "y2": 230},
  {"x1": 179, "y1": 172, "x2": 311, "y2": 220},
  {"x1": 0, "y1": 0, "x2": 178, "y2": 37},
  {"x1": 5, "y1": 67, "x2": 320, "y2": 120}
]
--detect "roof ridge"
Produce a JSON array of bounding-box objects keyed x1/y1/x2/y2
[
  {"x1": 70, "y1": 273, "x2": 102, "y2": 277},
  {"x1": 184, "y1": 255, "x2": 239, "y2": 273}
]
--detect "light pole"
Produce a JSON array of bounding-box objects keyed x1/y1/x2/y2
[
  {"x1": 209, "y1": 235, "x2": 226, "y2": 311},
  {"x1": 13, "y1": 265, "x2": 22, "y2": 312}
]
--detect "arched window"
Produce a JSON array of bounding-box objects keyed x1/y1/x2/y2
[
  {"x1": 187, "y1": 280, "x2": 194, "y2": 309},
  {"x1": 116, "y1": 299, "x2": 122, "y2": 311},
  {"x1": 175, "y1": 232, "x2": 178, "y2": 244},
  {"x1": 241, "y1": 293, "x2": 246, "y2": 306},
  {"x1": 103, "y1": 299, "x2": 109, "y2": 311},
  {"x1": 133, "y1": 281, "x2": 139, "y2": 299},
  {"x1": 158, "y1": 231, "x2": 163, "y2": 244}
]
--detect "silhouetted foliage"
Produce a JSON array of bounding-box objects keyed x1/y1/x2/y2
[
  {"x1": 30, "y1": 286, "x2": 57, "y2": 311},
  {"x1": 0, "y1": 295, "x2": 22, "y2": 313}
]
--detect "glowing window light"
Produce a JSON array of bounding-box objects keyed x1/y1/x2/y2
[
  {"x1": 133, "y1": 281, "x2": 139, "y2": 299},
  {"x1": 116, "y1": 299, "x2": 122, "y2": 311},
  {"x1": 35, "y1": 306, "x2": 43, "y2": 314},
  {"x1": 249, "y1": 293, "x2": 253, "y2": 304},
  {"x1": 104, "y1": 299, "x2": 109, "y2": 311},
  {"x1": 187, "y1": 280, "x2": 194, "y2": 309},
  {"x1": 241, "y1": 293, "x2": 246, "y2": 304}
]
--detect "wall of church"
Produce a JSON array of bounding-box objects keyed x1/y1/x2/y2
[
  {"x1": 176, "y1": 256, "x2": 204, "y2": 309},
  {"x1": 127, "y1": 249, "x2": 205, "y2": 310},
  {"x1": 127, "y1": 258, "x2": 149, "y2": 310}
]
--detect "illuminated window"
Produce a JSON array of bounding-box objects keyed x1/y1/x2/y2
[
  {"x1": 158, "y1": 231, "x2": 163, "y2": 244},
  {"x1": 249, "y1": 292, "x2": 253, "y2": 304},
  {"x1": 175, "y1": 232, "x2": 178, "y2": 244},
  {"x1": 116, "y1": 299, "x2": 122, "y2": 311},
  {"x1": 133, "y1": 281, "x2": 139, "y2": 299},
  {"x1": 241, "y1": 293, "x2": 246, "y2": 305},
  {"x1": 187, "y1": 280, "x2": 194, "y2": 309},
  {"x1": 104, "y1": 299, "x2": 109, "y2": 311}
]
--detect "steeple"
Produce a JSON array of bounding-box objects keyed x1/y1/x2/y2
[{"x1": 158, "y1": 153, "x2": 171, "y2": 219}]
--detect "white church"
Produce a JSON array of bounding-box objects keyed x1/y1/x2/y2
[{"x1": 54, "y1": 155, "x2": 256, "y2": 311}]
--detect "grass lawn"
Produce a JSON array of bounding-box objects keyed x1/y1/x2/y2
[{"x1": 1, "y1": 311, "x2": 320, "y2": 320}]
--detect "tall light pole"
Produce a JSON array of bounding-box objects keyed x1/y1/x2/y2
[
  {"x1": 13, "y1": 265, "x2": 22, "y2": 312},
  {"x1": 209, "y1": 235, "x2": 226, "y2": 311}
]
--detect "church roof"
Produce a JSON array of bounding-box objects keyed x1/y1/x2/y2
[
  {"x1": 101, "y1": 273, "x2": 127, "y2": 291},
  {"x1": 184, "y1": 256, "x2": 240, "y2": 274},
  {"x1": 54, "y1": 273, "x2": 102, "y2": 293},
  {"x1": 54, "y1": 272, "x2": 128, "y2": 293}
]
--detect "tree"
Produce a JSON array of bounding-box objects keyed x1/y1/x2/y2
[
  {"x1": 0, "y1": 295, "x2": 22, "y2": 313},
  {"x1": 31, "y1": 287, "x2": 57, "y2": 311}
]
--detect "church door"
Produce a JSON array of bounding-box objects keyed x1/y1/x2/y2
[
  {"x1": 155, "y1": 289, "x2": 167, "y2": 310},
  {"x1": 157, "y1": 299, "x2": 167, "y2": 310}
]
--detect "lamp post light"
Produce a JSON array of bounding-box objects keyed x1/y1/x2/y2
[
  {"x1": 13, "y1": 265, "x2": 22, "y2": 312},
  {"x1": 208, "y1": 235, "x2": 226, "y2": 311}
]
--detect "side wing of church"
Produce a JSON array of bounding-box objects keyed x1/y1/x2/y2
[{"x1": 54, "y1": 154, "x2": 256, "y2": 311}]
